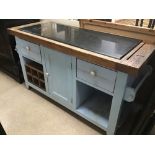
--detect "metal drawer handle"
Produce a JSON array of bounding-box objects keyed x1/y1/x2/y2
[
  {"x1": 90, "y1": 70, "x2": 96, "y2": 76},
  {"x1": 26, "y1": 46, "x2": 31, "y2": 51}
]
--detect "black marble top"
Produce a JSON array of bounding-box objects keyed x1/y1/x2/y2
[{"x1": 20, "y1": 22, "x2": 142, "y2": 59}]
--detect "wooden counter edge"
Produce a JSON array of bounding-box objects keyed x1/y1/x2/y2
[{"x1": 8, "y1": 26, "x2": 155, "y2": 76}]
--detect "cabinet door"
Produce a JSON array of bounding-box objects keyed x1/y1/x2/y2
[{"x1": 43, "y1": 47, "x2": 73, "y2": 107}]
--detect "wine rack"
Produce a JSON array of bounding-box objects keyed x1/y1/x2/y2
[{"x1": 25, "y1": 60, "x2": 45, "y2": 91}]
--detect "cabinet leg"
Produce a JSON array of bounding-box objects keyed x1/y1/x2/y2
[
  {"x1": 107, "y1": 72, "x2": 128, "y2": 135},
  {"x1": 25, "y1": 83, "x2": 30, "y2": 90}
]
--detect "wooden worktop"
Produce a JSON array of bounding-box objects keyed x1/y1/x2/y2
[{"x1": 8, "y1": 21, "x2": 155, "y2": 76}]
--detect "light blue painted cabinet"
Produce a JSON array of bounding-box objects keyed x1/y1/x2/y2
[
  {"x1": 15, "y1": 37, "x2": 151, "y2": 135},
  {"x1": 41, "y1": 46, "x2": 73, "y2": 108}
]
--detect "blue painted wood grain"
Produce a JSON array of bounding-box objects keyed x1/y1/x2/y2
[{"x1": 42, "y1": 46, "x2": 73, "y2": 108}]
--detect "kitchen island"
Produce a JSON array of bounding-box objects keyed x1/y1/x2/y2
[{"x1": 8, "y1": 21, "x2": 155, "y2": 134}]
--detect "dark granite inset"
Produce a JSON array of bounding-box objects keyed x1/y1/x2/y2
[{"x1": 20, "y1": 22, "x2": 142, "y2": 59}]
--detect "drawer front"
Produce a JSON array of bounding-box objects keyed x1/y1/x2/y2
[
  {"x1": 16, "y1": 38, "x2": 41, "y2": 63},
  {"x1": 77, "y1": 59, "x2": 117, "y2": 93}
]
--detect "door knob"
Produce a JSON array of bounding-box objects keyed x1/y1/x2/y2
[{"x1": 45, "y1": 72, "x2": 49, "y2": 77}]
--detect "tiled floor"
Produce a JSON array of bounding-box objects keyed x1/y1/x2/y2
[
  {"x1": 1, "y1": 71, "x2": 155, "y2": 135},
  {"x1": 0, "y1": 71, "x2": 102, "y2": 135}
]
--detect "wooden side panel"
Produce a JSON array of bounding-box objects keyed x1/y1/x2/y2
[
  {"x1": 120, "y1": 44, "x2": 155, "y2": 72},
  {"x1": 79, "y1": 19, "x2": 155, "y2": 44}
]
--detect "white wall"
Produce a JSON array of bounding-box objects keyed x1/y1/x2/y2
[{"x1": 41, "y1": 19, "x2": 79, "y2": 27}]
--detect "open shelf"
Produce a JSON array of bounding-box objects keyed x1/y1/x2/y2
[
  {"x1": 24, "y1": 58, "x2": 45, "y2": 91},
  {"x1": 76, "y1": 81, "x2": 112, "y2": 130}
]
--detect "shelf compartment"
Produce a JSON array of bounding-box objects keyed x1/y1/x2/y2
[
  {"x1": 31, "y1": 69, "x2": 38, "y2": 77},
  {"x1": 40, "y1": 81, "x2": 45, "y2": 90},
  {"x1": 38, "y1": 72, "x2": 44, "y2": 81},
  {"x1": 27, "y1": 74, "x2": 33, "y2": 83},
  {"x1": 76, "y1": 81, "x2": 112, "y2": 130},
  {"x1": 24, "y1": 57, "x2": 45, "y2": 91},
  {"x1": 25, "y1": 62, "x2": 43, "y2": 74}
]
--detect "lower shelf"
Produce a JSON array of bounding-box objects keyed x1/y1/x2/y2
[{"x1": 76, "y1": 90, "x2": 112, "y2": 130}]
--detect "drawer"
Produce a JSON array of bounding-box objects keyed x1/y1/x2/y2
[
  {"x1": 16, "y1": 38, "x2": 41, "y2": 63},
  {"x1": 77, "y1": 59, "x2": 117, "y2": 93}
]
